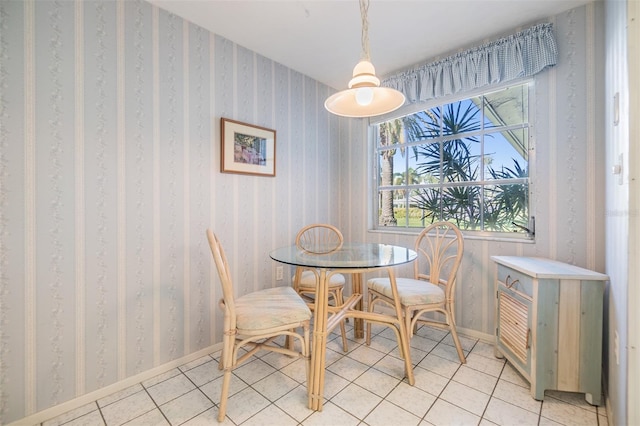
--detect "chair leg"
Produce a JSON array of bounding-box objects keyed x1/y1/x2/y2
[
  {"x1": 445, "y1": 300, "x2": 466, "y2": 363},
  {"x1": 339, "y1": 320, "x2": 348, "y2": 352},
  {"x1": 392, "y1": 307, "x2": 412, "y2": 361},
  {"x1": 303, "y1": 323, "x2": 311, "y2": 385},
  {"x1": 218, "y1": 335, "x2": 231, "y2": 370},
  {"x1": 218, "y1": 338, "x2": 234, "y2": 422},
  {"x1": 395, "y1": 308, "x2": 415, "y2": 386},
  {"x1": 447, "y1": 311, "x2": 466, "y2": 364},
  {"x1": 217, "y1": 369, "x2": 232, "y2": 422},
  {"x1": 365, "y1": 291, "x2": 374, "y2": 346},
  {"x1": 333, "y1": 289, "x2": 349, "y2": 352},
  {"x1": 337, "y1": 287, "x2": 348, "y2": 323},
  {"x1": 398, "y1": 328, "x2": 415, "y2": 386},
  {"x1": 285, "y1": 334, "x2": 294, "y2": 351}
]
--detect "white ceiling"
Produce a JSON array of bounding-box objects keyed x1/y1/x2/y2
[{"x1": 148, "y1": 0, "x2": 593, "y2": 90}]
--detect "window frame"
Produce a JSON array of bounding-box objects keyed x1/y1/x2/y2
[{"x1": 369, "y1": 79, "x2": 536, "y2": 241}]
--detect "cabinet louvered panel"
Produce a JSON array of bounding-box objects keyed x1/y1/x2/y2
[{"x1": 498, "y1": 291, "x2": 529, "y2": 363}]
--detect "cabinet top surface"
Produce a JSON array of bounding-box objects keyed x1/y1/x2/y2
[{"x1": 491, "y1": 256, "x2": 609, "y2": 280}]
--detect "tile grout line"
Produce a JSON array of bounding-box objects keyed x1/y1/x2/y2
[
  {"x1": 141, "y1": 379, "x2": 171, "y2": 426},
  {"x1": 96, "y1": 401, "x2": 107, "y2": 426},
  {"x1": 139, "y1": 380, "x2": 172, "y2": 425},
  {"x1": 477, "y1": 357, "x2": 507, "y2": 424},
  {"x1": 40, "y1": 327, "x2": 605, "y2": 426}
]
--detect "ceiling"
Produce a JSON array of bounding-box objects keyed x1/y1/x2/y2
[{"x1": 148, "y1": 0, "x2": 593, "y2": 90}]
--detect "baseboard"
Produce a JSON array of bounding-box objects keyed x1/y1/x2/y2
[
  {"x1": 455, "y1": 325, "x2": 495, "y2": 344},
  {"x1": 9, "y1": 343, "x2": 223, "y2": 426}
]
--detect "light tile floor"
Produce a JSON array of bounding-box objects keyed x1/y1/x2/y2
[{"x1": 41, "y1": 324, "x2": 607, "y2": 426}]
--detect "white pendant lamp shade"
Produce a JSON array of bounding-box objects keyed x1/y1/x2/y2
[
  {"x1": 324, "y1": 0, "x2": 405, "y2": 118},
  {"x1": 325, "y1": 60, "x2": 405, "y2": 117}
]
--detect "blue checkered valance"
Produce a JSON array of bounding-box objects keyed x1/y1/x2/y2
[{"x1": 382, "y1": 23, "x2": 557, "y2": 104}]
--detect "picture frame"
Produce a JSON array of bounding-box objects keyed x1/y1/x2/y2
[{"x1": 220, "y1": 118, "x2": 276, "y2": 177}]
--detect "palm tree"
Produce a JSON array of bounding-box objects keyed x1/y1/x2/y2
[
  {"x1": 411, "y1": 102, "x2": 482, "y2": 227},
  {"x1": 485, "y1": 159, "x2": 528, "y2": 231},
  {"x1": 378, "y1": 120, "x2": 405, "y2": 226}
]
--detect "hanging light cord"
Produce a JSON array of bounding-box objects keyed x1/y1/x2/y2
[
  {"x1": 360, "y1": 0, "x2": 370, "y2": 61},
  {"x1": 324, "y1": 0, "x2": 404, "y2": 117}
]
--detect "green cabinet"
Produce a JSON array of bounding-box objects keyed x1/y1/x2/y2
[{"x1": 492, "y1": 256, "x2": 608, "y2": 405}]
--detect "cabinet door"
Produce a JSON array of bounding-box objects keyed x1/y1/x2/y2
[{"x1": 496, "y1": 285, "x2": 533, "y2": 377}]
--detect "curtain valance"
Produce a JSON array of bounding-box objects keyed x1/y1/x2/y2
[{"x1": 382, "y1": 23, "x2": 557, "y2": 104}]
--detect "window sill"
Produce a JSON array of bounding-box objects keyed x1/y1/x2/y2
[{"x1": 369, "y1": 228, "x2": 536, "y2": 244}]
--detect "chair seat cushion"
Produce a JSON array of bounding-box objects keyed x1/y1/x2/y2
[
  {"x1": 297, "y1": 270, "x2": 345, "y2": 289},
  {"x1": 367, "y1": 277, "x2": 445, "y2": 306},
  {"x1": 236, "y1": 286, "x2": 311, "y2": 331}
]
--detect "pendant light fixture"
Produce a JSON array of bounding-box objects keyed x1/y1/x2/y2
[{"x1": 324, "y1": 0, "x2": 405, "y2": 118}]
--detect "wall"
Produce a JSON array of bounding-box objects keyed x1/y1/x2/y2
[
  {"x1": 0, "y1": 1, "x2": 613, "y2": 423},
  {"x1": 604, "y1": 0, "x2": 632, "y2": 424},
  {"x1": 625, "y1": 2, "x2": 640, "y2": 424},
  {"x1": 340, "y1": 3, "x2": 607, "y2": 339},
  {"x1": 0, "y1": 0, "x2": 340, "y2": 423}
]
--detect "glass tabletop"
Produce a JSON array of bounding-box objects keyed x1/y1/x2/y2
[{"x1": 270, "y1": 242, "x2": 417, "y2": 269}]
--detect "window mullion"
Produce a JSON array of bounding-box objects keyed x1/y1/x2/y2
[{"x1": 373, "y1": 83, "x2": 531, "y2": 235}]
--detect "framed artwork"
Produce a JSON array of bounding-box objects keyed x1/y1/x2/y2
[{"x1": 220, "y1": 118, "x2": 276, "y2": 177}]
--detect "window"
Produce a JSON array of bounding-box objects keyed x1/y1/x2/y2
[{"x1": 374, "y1": 82, "x2": 533, "y2": 237}]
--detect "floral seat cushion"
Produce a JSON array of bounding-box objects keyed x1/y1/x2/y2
[
  {"x1": 297, "y1": 270, "x2": 345, "y2": 290},
  {"x1": 236, "y1": 286, "x2": 311, "y2": 332},
  {"x1": 367, "y1": 277, "x2": 445, "y2": 306}
]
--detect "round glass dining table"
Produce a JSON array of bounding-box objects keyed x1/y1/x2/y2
[
  {"x1": 270, "y1": 242, "x2": 417, "y2": 270},
  {"x1": 270, "y1": 242, "x2": 417, "y2": 411}
]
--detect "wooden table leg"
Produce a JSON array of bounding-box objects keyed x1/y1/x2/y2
[
  {"x1": 352, "y1": 273, "x2": 364, "y2": 339},
  {"x1": 308, "y1": 269, "x2": 328, "y2": 411}
]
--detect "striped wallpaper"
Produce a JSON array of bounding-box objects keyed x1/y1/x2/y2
[
  {"x1": 0, "y1": 0, "x2": 343, "y2": 422},
  {"x1": 0, "y1": 0, "x2": 605, "y2": 423}
]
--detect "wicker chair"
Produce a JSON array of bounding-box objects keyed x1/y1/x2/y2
[
  {"x1": 366, "y1": 221, "x2": 466, "y2": 363},
  {"x1": 292, "y1": 223, "x2": 349, "y2": 351},
  {"x1": 206, "y1": 229, "x2": 311, "y2": 422}
]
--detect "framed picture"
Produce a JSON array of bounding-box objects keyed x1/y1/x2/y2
[{"x1": 220, "y1": 118, "x2": 276, "y2": 177}]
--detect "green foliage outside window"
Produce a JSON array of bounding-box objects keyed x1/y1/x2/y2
[{"x1": 375, "y1": 83, "x2": 531, "y2": 235}]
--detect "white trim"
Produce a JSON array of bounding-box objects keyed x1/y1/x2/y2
[
  {"x1": 152, "y1": 4, "x2": 161, "y2": 365},
  {"x1": 626, "y1": 1, "x2": 639, "y2": 424},
  {"x1": 548, "y1": 61, "x2": 557, "y2": 259},
  {"x1": 586, "y1": 2, "x2": 597, "y2": 270},
  {"x1": 7, "y1": 344, "x2": 223, "y2": 426},
  {"x1": 209, "y1": 32, "x2": 216, "y2": 345},
  {"x1": 116, "y1": 0, "x2": 127, "y2": 380},
  {"x1": 74, "y1": 0, "x2": 86, "y2": 396},
  {"x1": 23, "y1": 0, "x2": 36, "y2": 415},
  {"x1": 183, "y1": 19, "x2": 191, "y2": 356}
]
